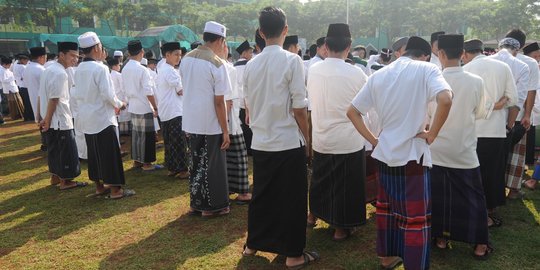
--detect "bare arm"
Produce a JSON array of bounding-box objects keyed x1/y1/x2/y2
[
  {"x1": 40, "y1": 98, "x2": 59, "y2": 132},
  {"x1": 521, "y1": 91, "x2": 536, "y2": 130},
  {"x1": 347, "y1": 106, "x2": 378, "y2": 147},
  {"x1": 293, "y1": 107, "x2": 310, "y2": 157},
  {"x1": 147, "y1": 95, "x2": 158, "y2": 117},
  {"x1": 416, "y1": 90, "x2": 452, "y2": 144},
  {"x1": 507, "y1": 107, "x2": 519, "y2": 128},
  {"x1": 215, "y1": 95, "x2": 230, "y2": 150}
]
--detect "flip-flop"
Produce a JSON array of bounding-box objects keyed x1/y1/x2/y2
[
  {"x1": 87, "y1": 189, "x2": 111, "y2": 198},
  {"x1": 242, "y1": 244, "x2": 257, "y2": 257},
  {"x1": 473, "y1": 244, "x2": 494, "y2": 260},
  {"x1": 201, "y1": 208, "x2": 230, "y2": 218},
  {"x1": 106, "y1": 189, "x2": 136, "y2": 200},
  {"x1": 234, "y1": 198, "x2": 251, "y2": 205},
  {"x1": 488, "y1": 215, "x2": 502, "y2": 228},
  {"x1": 379, "y1": 257, "x2": 403, "y2": 270},
  {"x1": 59, "y1": 181, "x2": 88, "y2": 190},
  {"x1": 286, "y1": 251, "x2": 320, "y2": 270},
  {"x1": 142, "y1": 164, "x2": 164, "y2": 171}
]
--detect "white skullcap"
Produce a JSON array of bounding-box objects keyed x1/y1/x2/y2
[
  {"x1": 204, "y1": 21, "x2": 227, "y2": 38},
  {"x1": 78, "y1": 32, "x2": 100, "y2": 49},
  {"x1": 141, "y1": 58, "x2": 148, "y2": 65},
  {"x1": 113, "y1": 50, "x2": 123, "y2": 57}
]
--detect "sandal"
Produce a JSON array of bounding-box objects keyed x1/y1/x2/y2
[
  {"x1": 201, "y1": 207, "x2": 230, "y2": 218},
  {"x1": 333, "y1": 228, "x2": 358, "y2": 242},
  {"x1": 187, "y1": 209, "x2": 201, "y2": 216},
  {"x1": 142, "y1": 164, "x2": 164, "y2": 171},
  {"x1": 242, "y1": 244, "x2": 257, "y2": 257},
  {"x1": 380, "y1": 257, "x2": 403, "y2": 270},
  {"x1": 167, "y1": 171, "x2": 179, "y2": 177},
  {"x1": 473, "y1": 244, "x2": 493, "y2": 260},
  {"x1": 488, "y1": 215, "x2": 502, "y2": 228},
  {"x1": 434, "y1": 238, "x2": 451, "y2": 249},
  {"x1": 106, "y1": 189, "x2": 136, "y2": 199},
  {"x1": 59, "y1": 181, "x2": 88, "y2": 190},
  {"x1": 286, "y1": 251, "x2": 320, "y2": 270}
]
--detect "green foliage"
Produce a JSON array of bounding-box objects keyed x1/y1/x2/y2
[{"x1": 2, "y1": 0, "x2": 540, "y2": 42}]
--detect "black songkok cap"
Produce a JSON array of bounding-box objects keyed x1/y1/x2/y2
[
  {"x1": 107, "y1": 58, "x2": 120, "y2": 67},
  {"x1": 180, "y1": 47, "x2": 187, "y2": 55},
  {"x1": 438, "y1": 34, "x2": 464, "y2": 50},
  {"x1": 127, "y1": 40, "x2": 143, "y2": 54},
  {"x1": 17, "y1": 53, "x2": 29, "y2": 60},
  {"x1": 523, "y1": 42, "x2": 540, "y2": 55},
  {"x1": 0, "y1": 55, "x2": 12, "y2": 65},
  {"x1": 236, "y1": 40, "x2": 252, "y2": 54},
  {"x1": 505, "y1": 29, "x2": 526, "y2": 49},
  {"x1": 392, "y1": 37, "x2": 409, "y2": 52},
  {"x1": 316, "y1": 37, "x2": 325, "y2": 47},
  {"x1": 30, "y1": 47, "x2": 47, "y2": 57},
  {"x1": 430, "y1": 31, "x2": 445, "y2": 44},
  {"x1": 326, "y1": 23, "x2": 351, "y2": 38},
  {"x1": 161, "y1": 42, "x2": 181, "y2": 54},
  {"x1": 463, "y1": 39, "x2": 484, "y2": 52},
  {"x1": 284, "y1": 35, "x2": 299, "y2": 46},
  {"x1": 58, "y1": 41, "x2": 78, "y2": 52},
  {"x1": 406, "y1": 36, "x2": 431, "y2": 56},
  {"x1": 255, "y1": 29, "x2": 265, "y2": 50},
  {"x1": 190, "y1": 41, "x2": 202, "y2": 51}
]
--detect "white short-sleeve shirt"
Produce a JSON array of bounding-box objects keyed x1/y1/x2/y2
[
  {"x1": 23, "y1": 62, "x2": 45, "y2": 121},
  {"x1": 180, "y1": 46, "x2": 231, "y2": 135},
  {"x1": 243, "y1": 45, "x2": 308, "y2": 152},
  {"x1": 351, "y1": 56, "x2": 451, "y2": 167},
  {"x1": 155, "y1": 62, "x2": 183, "y2": 122},
  {"x1": 308, "y1": 58, "x2": 367, "y2": 154},
  {"x1": 122, "y1": 59, "x2": 154, "y2": 114},
  {"x1": 38, "y1": 62, "x2": 73, "y2": 130}
]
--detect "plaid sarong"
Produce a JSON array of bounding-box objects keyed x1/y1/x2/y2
[
  {"x1": 226, "y1": 134, "x2": 249, "y2": 194},
  {"x1": 377, "y1": 160, "x2": 431, "y2": 270},
  {"x1": 506, "y1": 135, "x2": 527, "y2": 190},
  {"x1": 431, "y1": 166, "x2": 488, "y2": 245},
  {"x1": 131, "y1": 113, "x2": 156, "y2": 163}
]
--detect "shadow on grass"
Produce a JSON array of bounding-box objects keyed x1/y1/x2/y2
[
  {"x1": 98, "y1": 211, "x2": 247, "y2": 269},
  {"x1": 0, "y1": 172, "x2": 189, "y2": 258},
  {"x1": 0, "y1": 128, "x2": 39, "y2": 141},
  {"x1": 0, "y1": 150, "x2": 46, "y2": 177},
  {"x1": 0, "y1": 170, "x2": 49, "y2": 193}
]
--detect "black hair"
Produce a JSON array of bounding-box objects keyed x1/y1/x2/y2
[
  {"x1": 465, "y1": 49, "x2": 483, "y2": 55},
  {"x1": 80, "y1": 44, "x2": 96, "y2": 55},
  {"x1": 181, "y1": 47, "x2": 187, "y2": 55},
  {"x1": 403, "y1": 49, "x2": 429, "y2": 58},
  {"x1": 47, "y1": 53, "x2": 56, "y2": 60},
  {"x1": 309, "y1": 44, "x2": 317, "y2": 57},
  {"x1": 325, "y1": 37, "x2": 352, "y2": 53},
  {"x1": 59, "y1": 48, "x2": 73, "y2": 54},
  {"x1": 441, "y1": 47, "x2": 463, "y2": 59},
  {"x1": 128, "y1": 49, "x2": 142, "y2": 56},
  {"x1": 303, "y1": 54, "x2": 311, "y2": 60},
  {"x1": 145, "y1": 51, "x2": 154, "y2": 59},
  {"x1": 259, "y1": 7, "x2": 286, "y2": 39},
  {"x1": 203, "y1": 32, "x2": 223, "y2": 43},
  {"x1": 380, "y1": 53, "x2": 392, "y2": 63}
]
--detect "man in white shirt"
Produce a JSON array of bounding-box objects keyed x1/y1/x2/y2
[
  {"x1": 38, "y1": 41, "x2": 85, "y2": 190},
  {"x1": 123, "y1": 40, "x2": 162, "y2": 171},
  {"x1": 24, "y1": 47, "x2": 47, "y2": 150},
  {"x1": 107, "y1": 58, "x2": 131, "y2": 137},
  {"x1": 503, "y1": 29, "x2": 539, "y2": 197},
  {"x1": 181, "y1": 21, "x2": 231, "y2": 217},
  {"x1": 347, "y1": 36, "x2": 452, "y2": 270},
  {"x1": 462, "y1": 39, "x2": 519, "y2": 228},
  {"x1": 522, "y1": 42, "x2": 540, "y2": 190},
  {"x1": 220, "y1": 44, "x2": 251, "y2": 204},
  {"x1": 307, "y1": 23, "x2": 368, "y2": 241},
  {"x1": 430, "y1": 31, "x2": 445, "y2": 69},
  {"x1": 155, "y1": 42, "x2": 189, "y2": 179},
  {"x1": 428, "y1": 34, "x2": 491, "y2": 258},
  {"x1": 234, "y1": 40, "x2": 254, "y2": 155},
  {"x1": 72, "y1": 32, "x2": 132, "y2": 199},
  {"x1": 1, "y1": 56, "x2": 25, "y2": 121},
  {"x1": 242, "y1": 7, "x2": 319, "y2": 269},
  {"x1": 13, "y1": 54, "x2": 33, "y2": 121},
  {"x1": 490, "y1": 36, "x2": 532, "y2": 200},
  {"x1": 283, "y1": 35, "x2": 300, "y2": 54},
  {"x1": 305, "y1": 37, "x2": 327, "y2": 82}
]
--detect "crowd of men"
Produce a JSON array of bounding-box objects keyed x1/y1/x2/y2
[{"x1": 2, "y1": 5, "x2": 540, "y2": 270}]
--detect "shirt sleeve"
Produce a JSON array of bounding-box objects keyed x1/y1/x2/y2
[
  {"x1": 474, "y1": 76, "x2": 489, "y2": 119},
  {"x1": 290, "y1": 55, "x2": 308, "y2": 109},
  {"x1": 528, "y1": 61, "x2": 540, "y2": 91},
  {"x1": 98, "y1": 66, "x2": 123, "y2": 108},
  {"x1": 426, "y1": 65, "x2": 452, "y2": 101},
  {"x1": 48, "y1": 71, "x2": 67, "y2": 99},
  {"x1": 165, "y1": 68, "x2": 182, "y2": 92},
  {"x1": 214, "y1": 64, "x2": 231, "y2": 96},
  {"x1": 351, "y1": 79, "x2": 374, "y2": 115},
  {"x1": 504, "y1": 65, "x2": 519, "y2": 108},
  {"x1": 516, "y1": 64, "x2": 530, "y2": 107},
  {"x1": 141, "y1": 68, "x2": 154, "y2": 96}
]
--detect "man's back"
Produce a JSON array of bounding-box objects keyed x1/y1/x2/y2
[
  {"x1": 122, "y1": 59, "x2": 153, "y2": 114},
  {"x1": 464, "y1": 55, "x2": 518, "y2": 138},
  {"x1": 243, "y1": 45, "x2": 307, "y2": 152}
]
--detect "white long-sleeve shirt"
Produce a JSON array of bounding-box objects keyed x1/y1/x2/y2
[{"x1": 155, "y1": 62, "x2": 183, "y2": 122}]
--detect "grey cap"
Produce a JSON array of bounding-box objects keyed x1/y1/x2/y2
[{"x1": 392, "y1": 36, "x2": 409, "y2": 52}]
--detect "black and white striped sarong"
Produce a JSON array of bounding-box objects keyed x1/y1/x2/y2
[{"x1": 226, "y1": 134, "x2": 249, "y2": 194}]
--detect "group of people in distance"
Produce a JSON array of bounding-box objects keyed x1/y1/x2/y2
[{"x1": 4, "y1": 4, "x2": 540, "y2": 270}]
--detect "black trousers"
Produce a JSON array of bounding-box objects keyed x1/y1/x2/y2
[{"x1": 18, "y1": 87, "x2": 34, "y2": 121}]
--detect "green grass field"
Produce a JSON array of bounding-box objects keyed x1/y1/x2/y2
[{"x1": 1, "y1": 120, "x2": 539, "y2": 270}]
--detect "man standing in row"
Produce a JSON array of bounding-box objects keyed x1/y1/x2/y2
[
  {"x1": 38, "y1": 41, "x2": 85, "y2": 190},
  {"x1": 181, "y1": 21, "x2": 231, "y2": 217},
  {"x1": 123, "y1": 40, "x2": 162, "y2": 171},
  {"x1": 1, "y1": 56, "x2": 24, "y2": 120},
  {"x1": 155, "y1": 42, "x2": 189, "y2": 179},
  {"x1": 13, "y1": 54, "x2": 33, "y2": 121},
  {"x1": 430, "y1": 31, "x2": 445, "y2": 69},
  {"x1": 347, "y1": 36, "x2": 453, "y2": 270},
  {"x1": 243, "y1": 7, "x2": 319, "y2": 269},
  {"x1": 234, "y1": 40, "x2": 254, "y2": 155},
  {"x1": 24, "y1": 47, "x2": 47, "y2": 151}
]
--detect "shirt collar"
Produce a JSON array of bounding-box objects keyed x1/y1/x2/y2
[
  {"x1": 442, "y1": 66, "x2": 463, "y2": 74},
  {"x1": 263, "y1": 45, "x2": 283, "y2": 53},
  {"x1": 324, "y1": 57, "x2": 346, "y2": 63},
  {"x1": 83, "y1": 57, "x2": 96, "y2": 62}
]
